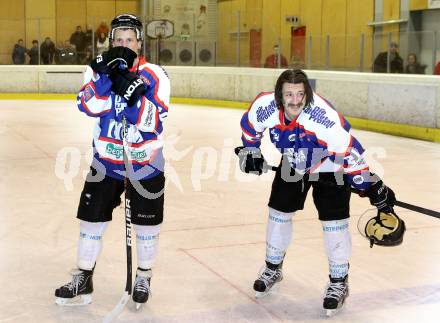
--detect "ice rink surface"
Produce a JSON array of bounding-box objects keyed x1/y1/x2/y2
[{"x1": 0, "y1": 100, "x2": 439, "y2": 323}]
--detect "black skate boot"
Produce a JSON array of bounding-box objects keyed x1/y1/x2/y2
[
  {"x1": 132, "y1": 268, "x2": 152, "y2": 310},
  {"x1": 323, "y1": 275, "x2": 349, "y2": 316},
  {"x1": 253, "y1": 263, "x2": 283, "y2": 298},
  {"x1": 55, "y1": 268, "x2": 93, "y2": 306}
]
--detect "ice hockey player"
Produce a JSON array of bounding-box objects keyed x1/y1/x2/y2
[
  {"x1": 54, "y1": 14, "x2": 170, "y2": 309},
  {"x1": 236, "y1": 69, "x2": 401, "y2": 316}
]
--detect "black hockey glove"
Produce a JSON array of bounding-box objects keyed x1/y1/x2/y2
[
  {"x1": 235, "y1": 146, "x2": 267, "y2": 175},
  {"x1": 110, "y1": 70, "x2": 146, "y2": 106},
  {"x1": 362, "y1": 180, "x2": 396, "y2": 214},
  {"x1": 90, "y1": 46, "x2": 137, "y2": 74}
]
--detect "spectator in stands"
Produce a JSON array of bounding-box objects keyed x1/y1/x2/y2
[
  {"x1": 264, "y1": 45, "x2": 288, "y2": 68},
  {"x1": 373, "y1": 41, "x2": 403, "y2": 73},
  {"x1": 405, "y1": 53, "x2": 426, "y2": 74},
  {"x1": 12, "y1": 39, "x2": 26, "y2": 64},
  {"x1": 70, "y1": 26, "x2": 86, "y2": 59},
  {"x1": 41, "y1": 37, "x2": 56, "y2": 64},
  {"x1": 96, "y1": 21, "x2": 109, "y2": 37},
  {"x1": 85, "y1": 24, "x2": 94, "y2": 49},
  {"x1": 434, "y1": 61, "x2": 440, "y2": 75},
  {"x1": 79, "y1": 45, "x2": 93, "y2": 65},
  {"x1": 28, "y1": 40, "x2": 39, "y2": 65},
  {"x1": 96, "y1": 32, "x2": 109, "y2": 55},
  {"x1": 56, "y1": 40, "x2": 78, "y2": 65}
]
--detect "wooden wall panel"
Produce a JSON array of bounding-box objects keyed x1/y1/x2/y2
[
  {"x1": 0, "y1": 20, "x2": 26, "y2": 64},
  {"x1": 56, "y1": 0, "x2": 87, "y2": 48},
  {"x1": 217, "y1": 0, "x2": 235, "y2": 65},
  {"x1": 410, "y1": 0, "x2": 428, "y2": 10},
  {"x1": 346, "y1": 0, "x2": 374, "y2": 69},
  {"x1": 86, "y1": 0, "x2": 115, "y2": 27},
  {"x1": 0, "y1": 0, "x2": 25, "y2": 19},
  {"x1": 0, "y1": 0, "x2": 25, "y2": 63},
  {"x1": 25, "y1": 0, "x2": 56, "y2": 46},
  {"x1": 280, "y1": 0, "x2": 301, "y2": 62},
  {"x1": 246, "y1": 0, "x2": 263, "y2": 65},
  {"x1": 115, "y1": 0, "x2": 138, "y2": 16},
  {"x1": 245, "y1": 0, "x2": 262, "y2": 30},
  {"x1": 262, "y1": 0, "x2": 281, "y2": 64},
  {"x1": 382, "y1": 0, "x2": 400, "y2": 45},
  {"x1": 300, "y1": 0, "x2": 322, "y2": 67},
  {"x1": 322, "y1": 0, "x2": 347, "y2": 68}
]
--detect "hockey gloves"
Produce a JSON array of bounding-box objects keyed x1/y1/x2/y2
[
  {"x1": 235, "y1": 146, "x2": 267, "y2": 175},
  {"x1": 110, "y1": 70, "x2": 146, "y2": 107},
  {"x1": 363, "y1": 180, "x2": 396, "y2": 214},
  {"x1": 90, "y1": 46, "x2": 137, "y2": 74}
]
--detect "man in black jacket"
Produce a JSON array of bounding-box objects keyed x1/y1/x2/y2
[
  {"x1": 373, "y1": 41, "x2": 403, "y2": 73},
  {"x1": 41, "y1": 37, "x2": 56, "y2": 64}
]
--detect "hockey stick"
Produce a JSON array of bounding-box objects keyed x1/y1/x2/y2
[
  {"x1": 103, "y1": 116, "x2": 132, "y2": 323},
  {"x1": 262, "y1": 163, "x2": 440, "y2": 219}
]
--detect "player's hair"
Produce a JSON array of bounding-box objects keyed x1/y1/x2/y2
[{"x1": 274, "y1": 69, "x2": 314, "y2": 109}]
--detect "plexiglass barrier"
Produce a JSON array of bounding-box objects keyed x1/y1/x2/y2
[{"x1": 2, "y1": 15, "x2": 439, "y2": 75}]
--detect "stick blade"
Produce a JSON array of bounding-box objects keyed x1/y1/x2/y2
[{"x1": 103, "y1": 292, "x2": 130, "y2": 323}]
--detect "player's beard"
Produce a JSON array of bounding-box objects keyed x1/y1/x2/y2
[{"x1": 284, "y1": 97, "x2": 305, "y2": 120}]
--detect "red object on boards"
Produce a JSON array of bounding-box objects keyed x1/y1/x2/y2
[
  {"x1": 291, "y1": 26, "x2": 306, "y2": 64},
  {"x1": 250, "y1": 29, "x2": 262, "y2": 67}
]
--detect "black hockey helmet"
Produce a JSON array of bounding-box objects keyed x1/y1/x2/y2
[
  {"x1": 110, "y1": 14, "x2": 143, "y2": 41},
  {"x1": 364, "y1": 211, "x2": 406, "y2": 248}
]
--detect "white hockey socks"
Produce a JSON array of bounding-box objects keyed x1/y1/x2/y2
[
  {"x1": 266, "y1": 207, "x2": 294, "y2": 265},
  {"x1": 77, "y1": 220, "x2": 109, "y2": 270},
  {"x1": 321, "y1": 219, "x2": 352, "y2": 278},
  {"x1": 134, "y1": 224, "x2": 161, "y2": 270}
]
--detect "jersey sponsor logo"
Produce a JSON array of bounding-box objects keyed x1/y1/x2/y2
[
  {"x1": 106, "y1": 143, "x2": 123, "y2": 158},
  {"x1": 344, "y1": 149, "x2": 366, "y2": 168},
  {"x1": 140, "y1": 74, "x2": 151, "y2": 86},
  {"x1": 353, "y1": 175, "x2": 364, "y2": 185},
  {"x1": 84, "y1": 85, "x2": 94, "y2": 102},
  {"x1": 130, "y1": 150, "x2": 147, "y2": 160},
  {"x1": 115, "y1": 95, "x2": 127, "y2": 114},
  {"x1": 107, "y1": 119, "x2": 124, "y2": 140},
  {"x1": 256, "y1": 100, "x2": 277, "y2": 123},
  {"x1": 144, "y1": 101, "x2": 155, "y2": 128},
  {"x1": 270, "y1": 128, "x2": 280, "y2": 142},
  {"x1": 303, "y1": 106, "x2": 336, "y2": 129}
]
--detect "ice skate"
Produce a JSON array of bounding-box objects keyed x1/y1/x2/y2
[
  {"x1": 323, "y1": 275, "x2": 349, "y2": 317},
  {"x1": 253, "y1": 266, "x2": 283, "y2": 298},
  {"x1": 132, "y1": 268, "x2": 152, "y2": 310},
  {"x1": 55, "y1": 268, "x2": 93, "y2": 306}
]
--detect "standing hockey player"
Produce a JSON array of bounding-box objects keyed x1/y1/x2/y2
[
  {"x1": 55, "y1": 14, "x2": 170, "y2": 308},
  {"x1": 236, "y1": 69, "x2": 401, "y2": 316}
]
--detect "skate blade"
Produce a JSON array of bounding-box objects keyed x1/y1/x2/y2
[
  {"x1": 255, "y1": 290, "x2": 269, "y2": 298},
  {"x1": 324, "y1": 302, "x2": 345, "y2": 317},
  {"x1": 325, "y1": 308, "x2": 339, "y2": 317},
  {"x1": 55, "y1": 294, "x2": 92, "y2": 306},
  {"x1": 255, "y1": 282, "x2": 280, "y2": 299},
  {"x1": 134, "y1": 302, "x2": 143, "y2": 310}
]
